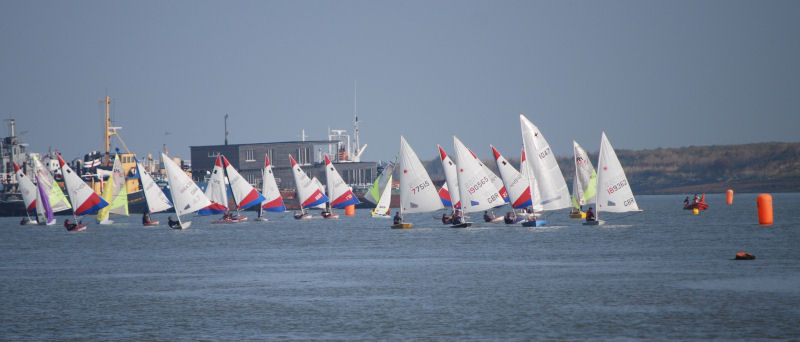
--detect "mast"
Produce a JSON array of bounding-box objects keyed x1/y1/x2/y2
[
  {"x1": 353, "y1": 80, "x2": 359, "y2": 161},
  {"x1": 104, "y1": 96, "x2": 111, "y2": 155}
]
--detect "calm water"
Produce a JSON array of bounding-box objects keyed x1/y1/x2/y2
[{"x1": 1, "y1": 193, "x2": 799, "y2": 341}]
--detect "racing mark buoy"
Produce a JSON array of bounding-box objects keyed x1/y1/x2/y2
[
  {"x1": 691, "y1": 208, "x2": 699, "y2": 215},
  {"x1": 735, "y1": 252, "x2": 755, "y2": 260},
  {"x1": 757, "y1": 193, "x2": 773, "y2": 226},
  {"x1": 726, "y1": 189, "x2": 734, "y2": 205}
]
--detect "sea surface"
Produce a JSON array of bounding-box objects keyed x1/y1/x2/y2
[{"x1": 1, "y1": 193, "x2": 799, "y2": 341}]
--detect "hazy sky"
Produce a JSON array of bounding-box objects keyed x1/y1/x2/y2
[{"x1": 2, "y1": 0, "x2": 798, "y2": 163}]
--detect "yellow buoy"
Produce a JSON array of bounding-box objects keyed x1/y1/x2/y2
[
  {"x1": 757, "y1": 194, "x2": 773, "y2": 225},
  {"x1": 691, "y1": 208, "x2": 699, "y2": 215}
]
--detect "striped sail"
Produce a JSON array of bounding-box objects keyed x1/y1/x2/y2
[
  {"x1": 199, "y1": 155, "x2": 228, "y2": 215},
  {"x1": 222, "y1": 155, "x2": 265, "y2": 210},
  {"x1": 290, "y1": 154, "x2": 328, "y2": 209},
  {"x1": 324, "y1": 154, "x2": 359, "y2": 208},
  {"x1": 437, "y1": 145, "x2": 461, "y2": 210},
  {"x1": 57, "y1": 154, "x2": 108, "y2": 216},
  {"x1": 491, "y1": 146, "x2": 532, "y2": 209},
  {"x1": 260, "y1": 154, "x2": 285, "y2": 212}
]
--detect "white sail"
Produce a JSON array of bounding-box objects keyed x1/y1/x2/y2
[
  {"x1": 437, "y1": 145, "x2": 461, "y2": 210},
  {"x1": 13, "y1": 162, "x2": 37, "y2": 216},
  {"x1": 491, "y1": 146, "x2": 532, "y2": 209},
  {"x1": 453, "y1": 136, "x2": 503, "y2": 213},
  {"x1": 260, "y1": 154, "x2": 285, "y2": 212},
  {"x1": 572, "y1": 140, "x2": 597, "y2": 208},
  {"x1": 398, "y1": 136, "x2": 442, "y2": 214},
  {"x1": 371, "y1": 174, "x2": 393, "y2": 217},
  {"x1": 199, "y1": 155, "x2": 228, "y2": 215},
  {"x1": 32, "y1": 155, "x2": 71, "y2": 213},
  {"x1": 595, "y1": 132, "x2": 639, "y2": 218},
  {"x1": 324, "y1": 154, "x2": 359, "y2": 208},
  {"x1": 290, "y1": 155, "x2": 328, "y2": 209},
  {"x1": 222, "y1": 155, "x2": 265, "y2": 210},
  {"x1": 520, "y1": 148, "x2": 544, "y2": 212},
  {"x1": 520, "y1": 114, "x2": 571, "y2": 210},
  {"x1": 162, "y1": 153, "x2": 211, "y2": 219},
  {"x1": 57, "y1": 154, "x2": 108, "y2": 217},
  {"x1": 136, "y1": 158, "x2": 173, "y2": 214}
]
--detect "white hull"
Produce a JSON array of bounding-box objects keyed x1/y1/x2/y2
[{"x1": 582, "y1": 220, "x2": 603, "y2": 226}]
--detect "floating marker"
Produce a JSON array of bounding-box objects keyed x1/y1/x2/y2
[
  {"x1": 691, "y1": 208, "x2": 699, "y2": 215},
  {"x1": 726, "y1": 189, "x2": 734, "y2": 205},
  {"x1": 345, "y1": 204, "x2": 355, "y2": 216},
  {"x1": 757, "y1": 193, "x2": 773, "y2": 226}
]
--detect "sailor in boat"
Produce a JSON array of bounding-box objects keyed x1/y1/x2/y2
[
  {"x1": 393, "y1": 211, "x2": 402, "y2": 225},
  {"x1": 683, "y1": 196, "x2": 690, "y2": 208},
  {"x1": 63, "y1": 219, "x2": 77, "y2": 230},
  {"x1": 20, "y1": 217, "x2": 27, "y2": 225},
  {"x1": 452, "y1": 210, "x2": 463, "y2": 225},
  {"x1": 504, "y1": 211, "x2": 516, "y2": 224},
  {"x1": 441, "y1": 212, "x2": 451, "y2": 224},
  {"x1": 142, "y1": 212, "x2": 153, "y2": 225},
  {"x1": 585, "y1": 207, "x2": 595, "y2": 222},
  {"x1": 693, "y1": 194, "x2": 700, "y2": 204},
  {"x1": 483, "y1": 211, "x2": 492, "y2": 222},
  {"x1": 168, "y1": 216, "x2": 178, "y2": 228}
]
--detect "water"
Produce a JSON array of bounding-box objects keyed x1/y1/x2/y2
[{"x1": 2, "y1": 193, "x2": 799, "y2": 341}]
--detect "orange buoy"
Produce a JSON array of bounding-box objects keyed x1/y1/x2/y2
[
  {"x1": 735, "y1": 252, "x2": 756, "y2": 260},
  {"x1": 726, "y1": 189, "x2": 734, "y2": 205},
  {"x1": 757, "y1": 193, "x2": 773, "y2": 225},
  {"x1": 345, "y1": 204, "x2": 355, "y2": 216}
]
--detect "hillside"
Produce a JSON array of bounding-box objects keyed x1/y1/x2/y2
[{"x1": 423, "y1": 142, "x2": 800, "y2": 195}]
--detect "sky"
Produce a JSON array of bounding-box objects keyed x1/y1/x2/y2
[{"x1": 1, "y1": 0, "x2": 798, "y2": 164}]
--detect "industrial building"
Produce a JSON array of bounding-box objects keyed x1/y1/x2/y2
[{"x1": 190, "y1": 140, "x2": 378, "y2": 191}]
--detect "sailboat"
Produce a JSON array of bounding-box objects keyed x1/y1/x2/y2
[
  {"x1": 221, "y1": 155, "x2": 265, "y2": 222},
  {"x1": 368, "y1": 161, "x2": 394, "y2": 218},
  {"x1": 34, "y1": 174, "x2": 56, "y2": 225},
  {"x1": 570, "y1": 140, "x2": 597, "y2": 218},
  {"x1": 256, "y1": 154, "x2": 286, "y2": 221},
  {"x1": 97, "y1": 154, "x2": 129, "y2": 224},
  {"x1": 394, "y1": 136, "x2": 442, "y2": 228},
  {"x1": 371, "y1": 172, "x2": 393, "y2": 218},
  {"x1": 490, "y1": 145, "x2": 532, "y2": 224},
  {"x1": 162, "y1": 153, "x2": 211, "y2": 229},
  {"x1": 365, "y1": 161, "x2": 394, "y2": 205},
  {"x1": 289, "y1": 154, "x2": 328, "y2": 220},
  {"x1": 57, "y1": 154, "x2": 109, "y2": 231},
  {"x1": 322, "y1": 154, "x2": 360, "y2": 219},
  {"x1": 583, "y1": 132, "x2": 640, "y2": 226},
  {"x1": 519, "y1": 114, "x2": 570, "y2": 226},
  {"x1": 32, "y1": 155, "x2": 71, "y2": 215},
  {"x1": 135, "y1": 157, "x2": 173, "y2": 226},
  {"x1": 436, "y1": 145, "x2": 461, "y2": 212},
  {"x1": 451, "y1": 136, "x2": 503, "y2": 228},
  {"x1": 13, "y1": 162, "x2": 38, "y2": 225},
  {"x1": 198, "y1": 155, "x2": 229, "y2": 216}
]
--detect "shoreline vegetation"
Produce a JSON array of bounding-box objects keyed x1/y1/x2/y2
[{"x1": 423, "y1": 142, "x2": 800, "y2": 195}]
